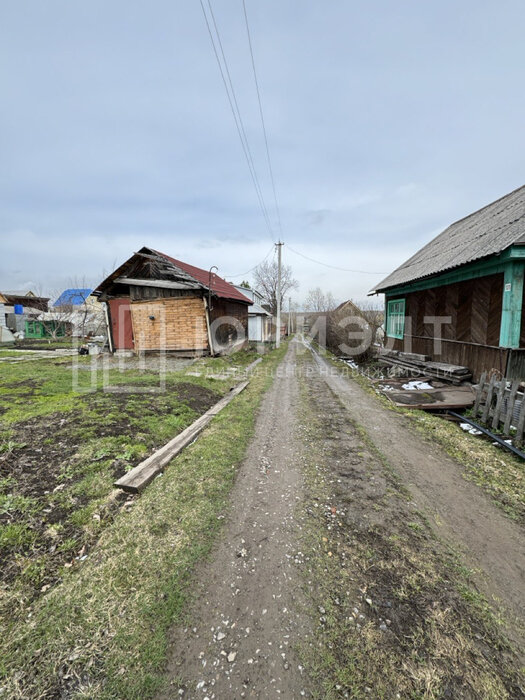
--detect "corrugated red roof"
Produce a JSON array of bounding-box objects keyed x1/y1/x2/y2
[{"x1": 152, "y1": 249, "x2": 252, "y2": 304}]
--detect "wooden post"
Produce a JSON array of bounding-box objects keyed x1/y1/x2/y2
[
  {"x1": 473, "y1": 371, "x2": 486, "y2": 417},
  {"x1": 203, "y1": 297, "x2": 215, "y2": 357},
  {"x1": 481, "y1": 374, "x2": 496, "y2": 424},
  {"x1": 492, "y1": 381, "x2": 506, "y2": 430},
  {"x1": 499, "y1": 262, "x2": 524, "y2": 348}
]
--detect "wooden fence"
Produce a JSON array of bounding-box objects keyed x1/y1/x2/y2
[{"x1": 473, "y1": 372, "x2": 525, "y2": 443}]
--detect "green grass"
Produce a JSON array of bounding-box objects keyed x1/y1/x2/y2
[
  {"x1": 0, "y1": 349, "x2": 39, "y2": 357},
  {"x1": 0, "y1": 349, "x2": 269, "y2": 662},
  {"x1": 0, "y1": 523, "x2": 37, "y2": 550},
  {"x1": 0, "y1": 340, "x2": 289, "y2": 699}
]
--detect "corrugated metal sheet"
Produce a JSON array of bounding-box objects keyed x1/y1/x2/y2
[
  {"x1": 54, "y1": 288, "x2": 93, "y2": 306},
  {"x1": 373, "y1": 185, "x2": 525, "y2": 292},
  {"x1": 248, "y1": 302, "x2": 271, "y2": 316}
]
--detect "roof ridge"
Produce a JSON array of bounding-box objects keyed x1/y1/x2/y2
[
  {"x1": 148, "y1": 247, "x2": 252, "y2": 304},
  {"x1": 371, "y1": 184, "x2": 525, "y2": 293},
  {"x1": 446, "y1": 183, "x2": 525, "y2": 230}
]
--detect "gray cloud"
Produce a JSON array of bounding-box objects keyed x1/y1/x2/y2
[{"x1": 1, "y1": 0, "x2": 524, "y2": 304}]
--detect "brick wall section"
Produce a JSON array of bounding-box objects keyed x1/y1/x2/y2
[{"x1": 130, "y1": 297, "x2": 209, "y2": 351}]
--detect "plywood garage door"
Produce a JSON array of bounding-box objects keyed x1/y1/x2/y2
[{"x1": 130, "y1": 297, "x2": 209, "y2": 352}]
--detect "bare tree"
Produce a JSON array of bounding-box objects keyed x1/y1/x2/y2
[
  {"x1": 304, "y1": 287, "x2": 337, "y2": 313},
  {"x1": 41, "y1": 280, "x2": 104, "y2": 342},
  {"x1": 253, "y1": 260, "x2": 299, "y2": 315},
  {"x1": 358, "y1": 299, "x2": 384, "y2": 346}
]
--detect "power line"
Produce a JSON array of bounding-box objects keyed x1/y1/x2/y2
[
  {"x1": 242, "y1": 0, "x2": 283, "y2": 238},
  {"x1": 286, "y1": 245, "x2": 387, "y2": 275},
  {"x1": 199, "y1": 0, "x2": 275, "y2": 243},
  {"x1": 224, "y1": 244, "x2": 274, "y2": 278}
]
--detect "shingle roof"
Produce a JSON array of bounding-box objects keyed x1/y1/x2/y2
[
  {"x1": 148, "y1": 249, "x2": 252, "y2": 304},
  {"x1": 372, "y1": 185, "x2": 525, "y2": 293}
]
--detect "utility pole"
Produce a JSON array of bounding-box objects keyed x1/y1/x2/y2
[
  {"x1": 276, "y1": 241, "x2": 283, "y2": 348},
  {"x1": 288, "y1": 296, "x2": 292, "y2": 335}
]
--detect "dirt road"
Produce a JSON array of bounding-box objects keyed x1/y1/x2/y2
[
  {"x1": 160, "y1": 338, "x2": 525, "y2": 698},
  {"x1": 160, "y1": 339, "x2": 311, "y2": 699},
  {"x1": 307, "y1": 343, "x2": 525, "y2": 629}
]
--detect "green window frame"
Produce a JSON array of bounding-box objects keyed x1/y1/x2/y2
[{"x1": 386, "y1": 298, "x2": 405, "y2": 339}]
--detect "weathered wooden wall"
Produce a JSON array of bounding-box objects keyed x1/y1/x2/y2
[
  {"x1": 396, "y1": 273, "x2": 504, "y2": 344},
  {"x1": 210, "y1": 300, "x2": 249, "y2": 347},
  {"x1": 388, "y1": 273, "x2": 508, "y2": 380},
  {"x1": 506, "y1": 349, "x2": 525, "y2": 380},
  {"x1": 130, "y1": 297, "x2": 208, "y2": 352}
]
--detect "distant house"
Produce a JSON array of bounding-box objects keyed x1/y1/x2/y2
[
  {"x1": 41, "y1": 288, "x2": 103, "y2": 338},
  {"x1": 0, "y1": 290, "x2": 50, "y2": 336},
  {"x1": 0, "y1": 290, "x2": 50, "y2": 314},
  {"x1": 370, "y1": 185, "x2": 525, "y2": 380},
  {"x1": 93, "y1": 247, "x2": 252, "y2": 355},
  {"x1": 233, "y1": 285, "x2": 272, "y2": 342},
  {"x1": 53, "y1": 288, "x2": 93, "y2": 309}
]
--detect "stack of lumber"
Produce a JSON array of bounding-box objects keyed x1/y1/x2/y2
[{"x1": 377, "y1": 350, "x2": 472, "y2": 385}]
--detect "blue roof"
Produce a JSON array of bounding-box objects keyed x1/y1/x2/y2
[{"x1": 53, "y1": 288, "x2": 93, "y2": 306}]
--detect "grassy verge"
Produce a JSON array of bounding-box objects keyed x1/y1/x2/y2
[
  {"x1": 0, "y1": 340, "x2": 289, "y2": 699},
  {"x1": 0, "y1": 349, "x2": 39, "y2": 357},
  {"x1": 295, "y1": 356, "x2": 524, "y2": 698},
  {"x1": 319, "y1": 346, "x2": 525, "y2": 524}
]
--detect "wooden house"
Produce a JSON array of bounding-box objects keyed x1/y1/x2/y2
[
  {"x1": 370, "y1": 185, "x2": 525, "y2": 381},
  {"x1": 0, "y1": 290, "x2": 50, "y2": 313},
  {"x1": 93, "y1": 247, "x2": 252, "y2": 355}
]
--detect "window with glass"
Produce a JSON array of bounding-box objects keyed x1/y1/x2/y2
[{"x1": 386, "y1": 298, "x2": 405, "y2": 339}]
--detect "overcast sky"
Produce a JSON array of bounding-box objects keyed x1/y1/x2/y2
[{"x1": 1, "y1": 1, "x2": 524, "y2": 305}]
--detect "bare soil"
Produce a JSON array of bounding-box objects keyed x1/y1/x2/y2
[{"x1": 160, "y1": 341, "x2": 311, "y2": 699}]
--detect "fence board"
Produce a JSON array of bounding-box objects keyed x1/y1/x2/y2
[
  {"x1": 481, "y1": 375, "x2": 496, "y2": 424},
  {"x1": 492, "y1": 381, "x2": 507, "y2": 430},
  {"x1": 473, "y1": 371, "x2": 486, "y2": 417},
  {"x1": 503, "y1": 380, "x2": 520, "y2": 435},
  {"x1": 516, "y1": 396, "x2": 525, "y2": 444}
]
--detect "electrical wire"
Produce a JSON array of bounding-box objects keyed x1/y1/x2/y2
[
  {"x1": 199, "y1": 0, "x2": 275, "y2": 243},
  {"x1": 286, "y1": 244, "x2": 387, "y2": 274},
  {"x1": 224, "y1": 244, "x2": 274, "y2": 278},
  {"x1": 242, "y1": 0, "x2": 283, "y2": 239}
]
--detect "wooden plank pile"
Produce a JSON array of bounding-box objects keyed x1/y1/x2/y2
[
  {"x1": 377, "y1": 350, "x2": 472, "y2": 385},
  {"x1": 473, "y1": 372, "x2": 525, "y2": 443}
]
